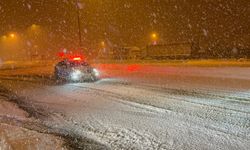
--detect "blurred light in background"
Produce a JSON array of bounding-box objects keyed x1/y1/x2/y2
[{"x1": 9, "y1": 33, "x2": 16, "y2": 38}]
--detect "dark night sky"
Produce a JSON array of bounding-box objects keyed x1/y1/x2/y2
[{"x1": 0, "y1": 0, "x2": 249, "y2": 58}]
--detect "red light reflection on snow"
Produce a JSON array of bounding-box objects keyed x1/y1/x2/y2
[{"x1": 127, "y1": 64, "x2": 140, "y2": 72}]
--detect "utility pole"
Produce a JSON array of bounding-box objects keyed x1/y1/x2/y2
[{"x1": 75, "y1": 0, "x2": 82, "y2": 49}]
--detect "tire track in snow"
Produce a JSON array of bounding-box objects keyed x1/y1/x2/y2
[
  {"x1": 70, "y1": 84, "x2": 250, "y2": 140},
  {"x1": 84, "y1": 80, "x2": 250, "y2": 116},
  {"x1": 0, "y1": 85, "x2": 109, "y2": 150},
  {"x1": 101, "y1": 80, "x2": 250, "y2": 108},
  {"x1": 1, "y1": 74, "x2": 250, "y2": 149}
]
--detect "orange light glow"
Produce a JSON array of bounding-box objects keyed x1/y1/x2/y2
[
  {"x1": 9, "y1": 33, "x2": 15, "y2": 38},
  {"x1": 152, "y1": 33, "x2": 157, "y2": 38}
]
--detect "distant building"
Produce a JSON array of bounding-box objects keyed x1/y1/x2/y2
[
  {"x1": 111, "y1": 47, "x2": 142, "y2": 60},
  {"x1": 142, "y1": 43, "x2": 192, "y2": 59}
]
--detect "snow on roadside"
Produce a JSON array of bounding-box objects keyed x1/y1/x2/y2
[
  {"x1": 0, "y1": 97, "x2": 66, "y2": 150},
  {"x1": 0, "y1": 123, "x2": 65, "y2": 150},
  {"x1": 0, "y1": 96, "x2": 28, "y2": 120}
]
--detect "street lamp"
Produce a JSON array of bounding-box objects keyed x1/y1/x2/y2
[
  {"x1": 101, "y1": 41, "x2": 106, "y2": 51},
  {"x1": 31, "y1": 24, "x2": 38, "y2": 28},
  {"x1": 101, "y1": 41, "x2": 105, "y2": 47},
  {"x1": 152, "y1": 33, "x2": 157, "y2": 39},
  {"x1": 28, "y1": 24, "x2": 42, "y2": 36},
  {"x1": 9, "y1": 33, "x2": 16, "y2": 38},
  {"x1": 151, "y1": 33, "x2": 158, "y2": 45},
  {"x1": 30, "y1": 24, "x2": 41, "y2": 31},
  {"x1": 1, "y1": 35, "x2": 7, "y2": 40}
]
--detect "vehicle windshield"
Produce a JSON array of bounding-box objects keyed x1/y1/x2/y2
[{"x1": 0, "y1": 1, "x2": 249, "y2": 149}]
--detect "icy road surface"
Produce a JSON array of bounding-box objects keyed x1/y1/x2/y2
[{"x1": 0, "y1": 63, "x2": 250, "y2": 149}]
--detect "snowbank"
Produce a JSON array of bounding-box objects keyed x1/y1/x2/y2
[
  {"x1": 0, "y1": 96, "x2": 65, "y2": 150},
  {"x1": 0, "y1": 123, "x2": 65, "y2": 150}
]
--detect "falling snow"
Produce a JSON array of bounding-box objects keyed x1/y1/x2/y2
[{"x1": 0, "y1": 1, "x2": 249, "y2": 149}]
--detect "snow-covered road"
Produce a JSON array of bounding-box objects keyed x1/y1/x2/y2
[{"x1": 0, "y1": 63, "x2": 250, "y2": 149}]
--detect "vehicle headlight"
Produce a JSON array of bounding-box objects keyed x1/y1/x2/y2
[
  {"x1": 71, "y1": 70, "x2": 82, "y2": 80},
  {"x1": 93, "y1": 68, "x2": 100, "y2": 76}
]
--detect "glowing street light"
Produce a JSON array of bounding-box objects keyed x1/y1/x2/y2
[
  {"x1": 31, "y1": 24, "x2": 39, "y2": 29},
  {"x1": 151, "y1": 33, "x2": 158, "y2": 45},
  {"x1": 30, "y1": 24, "x2": 42, "y2": 31},
  {"x1": 101, "y1": 41, "x2": 105, "y2": 47},
  {"x1": 1, "y1": 35, "x2": 7, "y2": 40},
  {"x1": 9, "y1": 33, "x2": 16, "y2": 38},
  {"x1": 100, "y1": 41, "x2": 107, "y2": 53},
  {"x1": 28, "y1": 24, "x2": 42, "y2": 37},
  {"x1": 152, "y1": 33, "x2": 157, "y2": 39}
]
